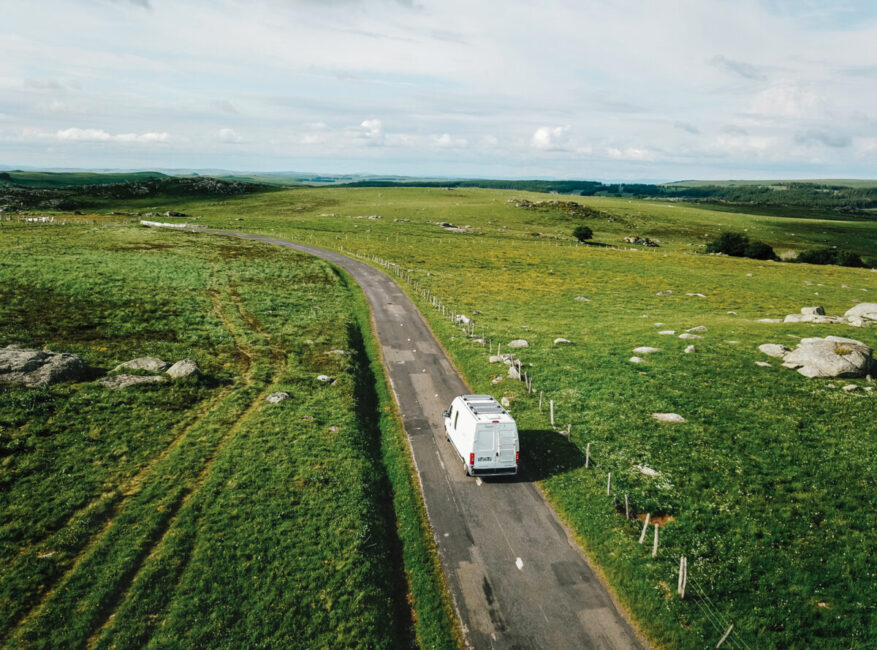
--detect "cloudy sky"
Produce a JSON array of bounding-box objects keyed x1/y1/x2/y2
[{"x1": 2, "y1": 0, "x2": 877, "y2": 180}]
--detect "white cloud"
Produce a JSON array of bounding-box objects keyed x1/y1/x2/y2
[
  {"x1": 606, "y1": 147, "x2": 656, "y2": 161},
  {"x1": 432, "y1": 133, "x2": 468, "y2": 148},
  {"x1": 360, "y1": 119, "x2": 383, "y2": 138},
  {"x1": 531, "y1": 126, "x2": 571, "y2": 150},
  {"x1": 749, "y1": 80, "x2": 825, "y2": 119},
  {"x1": 218, "y1": 127, "x2": 244, "y2": 143},
  {"x1": 55, "y1": 127, "x2": 169, "y2": 143}
]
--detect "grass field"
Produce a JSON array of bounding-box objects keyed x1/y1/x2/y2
[
  {"x1": 89, "y1": 185, "x2": 877, "y2": 648},
  {"x1": 0, "y1": 221, "x2": 457, "y2": 649}
]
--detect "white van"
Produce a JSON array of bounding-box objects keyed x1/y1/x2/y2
[{"x1": 442, "y1": 394, "x2": 519, "y2": 476}]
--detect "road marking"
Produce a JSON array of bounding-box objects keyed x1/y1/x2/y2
[
  {"x1": 436, "y1": 451, "x2": 445, "y2": 470},
  {"x1": 475, "y1": 478, "x2": 483, "y2": 487},
  {"x1": 516, "y1": 557, "x2": 524, "y2": 571}
]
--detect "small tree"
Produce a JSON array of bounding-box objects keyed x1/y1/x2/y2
[
  {"x1": 743, "y1": 241, "x2": 778, "y2": 261},
  {"x1": 706, "y1": 232, "x2": 748, "y2": 256},
  {"x1": 797, "y1": 248, "x2": 837, "y2": 265},
  {"x1": 835, "y1": 250, "x2": 865, "y2": 268},
  {"x1": 573, "y1": 225, "x2": 593, "y2": 242}
]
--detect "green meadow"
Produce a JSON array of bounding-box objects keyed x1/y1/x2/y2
[
  {"x1": 123, "y1": 185, "x2": 876, "y2": 649},
  {"x1": 0, "y1": 222, "x2": 456, "y2": 649}
]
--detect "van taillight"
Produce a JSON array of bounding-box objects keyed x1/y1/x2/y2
[
  {"x1": 492, "y1": 420, "x2": 499, "y2": 423},
  {"x1": 469, "y1": 453, "x2": 474, "y2": 466},
  {"x1": 515, "y1": 451, "x2": 520, "y2": 464}
]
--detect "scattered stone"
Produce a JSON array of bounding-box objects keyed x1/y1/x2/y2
[
  {"x1": 801, "y1": 306, "x2": 825, "y2": 316},
  {"x1": 554, "y1": 338, "x2": 572, "y2": 344},
  {"x1": 100, "y1": 374, "x2": 167, "y2": 390},
  {"x1": 684, "y1": 345, "x2": 696, "y2": 354},
  {"x1": 686, "y1": 293, "x2": 706, "y2": 297},
  {"x1": 656, "y1": 290, "x2": 674, "y2": 297},
  {"x1": 658, "y1": 330, "x2": 676, "y2": 335},
  {"x1": 633, "y1": 346, "x2": 660, "y2": 354},
  {"x1": 827, "y1": 383, "x2": 836, "y2": 388},
  {"x1": 500, "y1": 397, "x2": 510, "y2": 408},
  {"x1": 755, "y1": 361, "x2": 772, "y2": 367},
  {"x1": 844, "y1": 303, "x2": 877, "y2": 326},
  {"x1": 316, "y1": 374, "x2": 335, "y2": 383},
  {"x1": 455, "y1": 314, "x2": 471, "y2": 324},
  {"x1": 327, "y1": 425, "x2": 340, "y2": 433},
  {"x1": 651, "y1": 412, "x2": 687, "y2": 423},
  {"x1": 842, "y1": 384, "x2": 858, "y2": 392},
  {"x1": 865, "y1": 386, "x2": 873, "y2": 392},
  {"x1": 623, "y1": 235, "x2": 658, "y2": 247},
  {"x1": 758, "y1": 344, "x2": 790, "y2": 358},
  {"x1": 508, "y1": 366, "x2": 521, "y2": 380},
  {"x1": 472, "y1": 338, "x2": 487, "y2": 345},
  {"x1": 782, "y1": 336, "x2": 873, "y2": 378},
  {"x1": 0, "y1": 345, "x2": 86, "y2": 387},
  {"x1": 508, "y1": 339, "x2": 529, "y2": 348},
  {"x1": 686, "y1": 326, "x2": 708, "y2": 333},
  {"x1": 746, "y1": 273, "x2": 753, "y2": 277},
  {"x1": 265, "y1": 391, "x2": 290, "y2": 403},
  {"x1": 327, "y1": 349, "x2": 349, "y2": 356},
  {"x1": 112, "y1": 357, "x2": 169, "y2": 373},
  {"x1": 679, "y1": 333, "x2": 702, "y2": 340},
  {"x1": 758, "y1": 318, "x2": 781, "y2": 323},
  {"x1": 629, "y1": 356, "x2": 646, "y2": 364},
  {"x1": 727, "y1": 311, "x2": 737, "y2": 315},
  {"x1": 574, "y1": 296, "x2": 590, "y2": 302},
  {"x1": 491, "y1": 376, "x2": 503, "y2": 384},
  {"x1": 726, "y1": 340, "x2": 740, "y2": 345},
  {"x1": 166, "y1": 359, "x2": 201, "y2": 379},
  {"x1": 635, "y1": 464, "x2": 660, "y2": 477}
]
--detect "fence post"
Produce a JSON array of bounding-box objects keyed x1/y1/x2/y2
[
  {"x1": 539, "y1": 391, "x2": 543, "y2": 411},
  {"x1": 624, "y1": 493, "x2": 629, "y2": 519},
  {"x1": 716, "y1": 625, "x2": 734, "y2": 649},
  {"x1": 585, "y1": 442, "x2": 590, "y2": 468},
  {"x1": 607, "y1": 472, "x2": 611, "y2": 495},
  {"x1": 652, "y1": 524, "x2": 659, "y2": 557},
  {"x1": 549, "y1": 400, "x2": 555, "y2": 427},
  {"x1": 638, "y1": 513, "x2": 651, "y2": 544}
]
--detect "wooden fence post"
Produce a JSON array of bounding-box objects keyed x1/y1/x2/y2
[
  {"x1": 716, "y1": 625, "x2": 734, "y2": 648},
  {"x1": 624, "y1": 493, "x2": 629, "y2": 519},
  {"x1": 652, "y1": 524, "x2": 659, "y2": 557},
  {"x1": 607, "y1": 472, "x2": 611, "y2": 495},
  {"x1": 549, "y1": 400, "x2": 554, "y2": 427},
  {"x1": 539, "y1": 391, "x2": 543, "y2": 411},
  {"x1": 638, "y1": 513, "x2": 651, "y2": 544},
  {"x1": 585, "y1": 442, "x2": 590, "y2": 468}
]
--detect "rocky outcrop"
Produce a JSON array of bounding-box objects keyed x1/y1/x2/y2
[
  {"x1": 507, "y1": 339, "x2": 529, "y2": 349},
  {"x1": 266, "y1": 391, "x2": 290, "y2": 403},
  {"x1": 100, "y1": 374, "x2": 167, "y2": 390},
  {"x1": 112, "y1": 357, "x2": 169, "y2": 373},
  {"x1": 166, "y1": 359, "x2": 201, "y2": 378},
  {"x1": 782, "y1": 304, "x2": 877, "y2": 327},
  {"x1": 0, "y1": 345, "x2": 86, "y2": 386},
  {"x1": 759, "y1": 336, "x2": 873, "y2": 378}
]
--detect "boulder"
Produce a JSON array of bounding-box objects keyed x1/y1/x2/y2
[
  {"x1": 266, "y1": 391, "x2": 290, "y2": 403},
  {"x1": 782, "y1": 336, "x2": 872, "y2": 378},
  {"x1": 574, "y1": 296, "x2": 590, "y2": 302},
  {"x1": 166, "y1": 359, "x2": 201, "y2": 378},
  {"x1": 755, "y1": 361, "x2": 772, "y2": 367},
  {"x1": 686, "y1": 326, "x2": 708, "y2": 333},
  {"x1": 507, "y1": 366, "x2": 521, "y2": 380},
  {"x1": 633, "y1": 346, "x2": 660, "y2": 354},
  {"x1": 842, "y1": 384, "x2": 858, "y2": 392},
  {"x1": 679, "y1": 333, "x2": 702, "y2": 340},
  {"x1": 112, "y1": 356, "x2": 169, "y2": 373},
  {"x1": 656, "y1": 290, "x2": 674, "y2": 297},
  {"x1": 500, "y1": 396, "x2": 510, "y2": 408},
  {"x1": 491, "y1": 376, "x2": 503, "y2": 384},
  {"x1": 845, "y1": 303, "x2": 877, "y2": 325},
  {"x1": 629, "y1": 356, "x2": 645, "y2": 364},
  {"x1": 801, "y1": 306, "x2": 825, "y2": 316},
  {"x1": 554, "y1": 338, "x2": 572, "y2": 344},
  {"x1": 651, "y1": 412, "x2": 686, "y2": 423},
  {"x1": 758, "y1": 318, "x2": 781, "y2": 323},
  {"x1": 758, "y1": 343, "x2": 790, "y2": 358},
  {"x1": 100, "y1": 374, "x2": 167, "y2": 390},
  {"x1": 658, "y1": 330, "x2": 676, "y2": 335},
  {"x1": 0, "y1": 345, "x2": 86, "y2": 387},
  {"x1": 316, "y1": 374, "x2": 335, "y2": 383},
  {"x1": 684, "y1": 345, "x2": 696, "y2": 354},
  {"x1": 508, "y1": 339, "x2": 529, "y2": 348}
]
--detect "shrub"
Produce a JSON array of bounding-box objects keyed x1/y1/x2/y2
[
  {"x1": 743, "y1": 241, "x2": 779, "y2": 261},
  {"x1": 835, "y1": 250, "x2": 865, "y2": 268},
  {"x1": 706, "y1": 232, "x2": 748, "y2": 256},
  {"x1": 795, "y1": 248, "x2": 863, "y2": 267},
  {"x1": 572, "y1": 225, "x2": 593, "y2": 242}
]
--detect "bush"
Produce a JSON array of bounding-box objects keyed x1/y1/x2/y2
[
  {"x1": 835, "y1": 250, "x2": 865, "y2": 268},
  {"x1": 706, "y1": 232, "x2": 748, "y2": 256},
  {"x1": 743, "y1": 241, "x2": 779, "y2": 261},
  {"x1": 572, "y1": 225, "x2": 593, "y2": 242}
]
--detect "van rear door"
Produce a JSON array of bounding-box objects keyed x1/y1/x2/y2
[
  {"x1": 474, "y1": 426, "x2": 496, "y2": 470},
  {"x1": 497, "y1": 425, "x2": 517, "y2": 467}
]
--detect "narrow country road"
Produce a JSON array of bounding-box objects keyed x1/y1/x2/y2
[{"x1": 203, "y1": 230, "x2": 643, "y2": 650}]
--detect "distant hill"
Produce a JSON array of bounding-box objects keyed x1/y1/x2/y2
[
  {"x1": 0, "y1": 170, "x2": 169, "y2": 188},
  {"x1": 665, "y1": 179, "x2": 877, "y2": 189}
]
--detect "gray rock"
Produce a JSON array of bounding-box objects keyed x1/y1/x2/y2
[
  {"x1": 844, "y1": 303, "x2": 877, "y2": 325},
  {"x1": 801, "y1": 306, "x2": 825, "y2": 316},
  {"x1": 166, "y1": 359, "x2": 201, "y2": 378},
  {"x1": 112, "y1": 356, "x2": 169, "y2": 373},
  {"x1": 758, "y1": 318, "x2": 782, "y2": 323},
  {"x1": 679, "y1": 333, "x2": 702, "y2": 340},
  {"x1": 507, "y1": 366, "x2": 521, "y2": 380},
  {"x1": 266, "y1": 391, "x2": 290, "y2": 403},
  {"x1": 684, "y1": 345, "x2": 696, "y2": 354},
  {"x1": 472, "y1": 338, "x2": 487, "y2": 345},
  {"x1": 755, "y1": 361, "x2": 772, "y2": 367},
  {"x1": 686, "y1": 325, "x2": 708, "y2": 333},
  {"x1": 635, "y1": 464, "x2": 659, "y2": 477},
  {"x1": 316, "y1": 374, "x2": 335, "y2": 383},
  {"x1": 455, "y1": 314, "x2": 471, "y2": 324},
  {"x1": 100, "y1": 374, "x2": 167, "y2": 390},
  {"x1": 658, "y1": 330, "x2": 676, "y2": 335},
  {"x1": 842, "y1": 384, "x2": 858, "y2": 392},
  {"x1": 782, "y1": 336, "x2": 872, "y2": 378},
  {"x1": 651, "y1": 412, "x2": 686, "y2": 423},
  {"x1": 500, "y1": 396, "x2": 511, "y2": 408},
  {"x1": 574, "y1": 296, "x2": 590, "y2": 302},
  {"x1": 633, "y1": 346, "x2": 660, "y2": 354},
  {"x1": 759, "y1": 343, "x2": 790, "y2": 358},
  {"x1": 0, "y1": 345, "x2": 86, "y2": 387},
  {"x1": 629, "y1": 356, "x2": 646, "y2": 364},
  {"x1": 553, "y1": 338, "x2": 572, "y2": 344},
  {"x1": 686, "y1": 293, "x2": 706, "y2": 297},
  {"x1": 491, "y1": 375, "x2": 503, "y2": 384},
  {"x1": 507, "y1": 339, "x2": 529, "y2": 349},
  {"x1": 656, "y1": 290, "x2": 674, "y2": 297},
  {"x1": 327, "y1": 349, "x2": 349, "y2": 356}
]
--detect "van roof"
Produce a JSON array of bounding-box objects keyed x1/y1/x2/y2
[{"x1": 458, "y1": 394, "x2": 515, "y2": 423}]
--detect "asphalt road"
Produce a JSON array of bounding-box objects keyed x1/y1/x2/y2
[{"x1": 203, "y1": 230, "x2": 643, "y2": 650}]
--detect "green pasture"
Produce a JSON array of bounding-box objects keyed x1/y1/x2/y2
[
  {"x1": 118, "y1": 185, "x2": 877, "y2": 648},
  {"x1": 0, "y1": 223, "x2": 456, "y2": 649}
]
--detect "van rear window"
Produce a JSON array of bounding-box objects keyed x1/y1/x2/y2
[{"x1": 454, "y1": 410, "x2": 459, "y2": 429}]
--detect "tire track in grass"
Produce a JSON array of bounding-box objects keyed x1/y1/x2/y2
[
  {"x1": 0, "y1": 269, "x2": 263, "y2": 648},
  {"x1": 81, "y1": 273, "x2": 288, "y2": 650}
]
